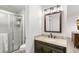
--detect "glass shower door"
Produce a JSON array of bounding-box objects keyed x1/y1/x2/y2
[
  {"x1": 12, "y1": 16, "x2": 22, "y2": 51},
  {"x1": 8, "y1": 15, "x2": 22, "y2": 52},
  {"x1": 0, "y1": 12, "x2": 9, "y2": 53}
]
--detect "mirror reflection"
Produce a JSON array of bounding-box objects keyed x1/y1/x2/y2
[{"x1": 44, "y1": 11, "x2": 62, "y2": 33}]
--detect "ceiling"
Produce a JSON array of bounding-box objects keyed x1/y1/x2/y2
[
  {"x1": 0, "y1": 5, "x2": 56, "y2": 13},
  {"x1": 0, "y1": 5, "x2": 25, "y2": 13},
  {"x1": 67, "y1": 5, "x2": 79, "y2": 16},
  {"x1": 41, "y1": 5, "x2": 55, "y2": 10}
]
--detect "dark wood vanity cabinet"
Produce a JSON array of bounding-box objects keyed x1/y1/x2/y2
[
  {"x1": 34, "y1": 40, "x2": 66, "y2": 53},
  {"x1": 72, "y1": 32, "x2": 79, "y2": 48}
]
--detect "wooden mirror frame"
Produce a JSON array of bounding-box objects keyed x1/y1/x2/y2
[{"x1": 44, "y1": 11, "x2": 62, "y2": 33}]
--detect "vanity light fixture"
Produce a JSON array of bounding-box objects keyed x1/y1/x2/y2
[
  {"x1": 44, "y1": 5, "x2": 62, "y2": 14},
  {"x1": 50, "y1": 7, "x2": 54, "y2": 13}
]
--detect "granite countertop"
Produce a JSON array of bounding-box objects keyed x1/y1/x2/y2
[{"x1": 35, "y1": 36, "x2": 67, "y2": 47}]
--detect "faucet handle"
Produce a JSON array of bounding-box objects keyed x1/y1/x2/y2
[{"x1": 53, "y1": 36, "x2": 56, "y2": 39}]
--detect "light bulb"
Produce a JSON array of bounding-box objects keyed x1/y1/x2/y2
[{"x1": 59, "y1": 6, "x2": 63, "y2": 11}]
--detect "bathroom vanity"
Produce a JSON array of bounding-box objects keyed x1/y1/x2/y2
[
  {"x1": 35, "y1": 7, "x2": 67, "y2": 53},
  {"x1": 72, "y1": 32, "x2": 79, "y2": 48},
  {"x1": 34, "y1": 36, "x2": 67, "y2": 53}
]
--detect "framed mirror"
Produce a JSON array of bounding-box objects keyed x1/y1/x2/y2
[{"x1": 44, "y1": 11, "x2": 62, "y2": 33}]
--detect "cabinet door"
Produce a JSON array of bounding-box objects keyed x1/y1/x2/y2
[
  {"x1": 35, "y1": 41, "x2": 52, "y2": 53},
  {"x1": 74, "y1": 34, "x2": 79, "y2": 48},
  {"x1": 41, "y1": 44, "x2": 52, "y2": 53},
  {"x1": 35, "y1": 41, "x2": 43, "y2": 53}
]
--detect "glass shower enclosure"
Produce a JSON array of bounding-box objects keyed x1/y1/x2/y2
[
  {"x1": 0, "y1": 10, "x2": 24, "y2": 53},
  {"x1": 8, "y1": 15, "x2": 23, "y2": 52}
]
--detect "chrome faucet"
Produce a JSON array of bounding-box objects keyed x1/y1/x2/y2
[
  {"x1": 48, "y1": 33, "x2": 53, "y2": 38},
  {"x1": 48, "y1": 33, "x2": 56, "y2": 39}
]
